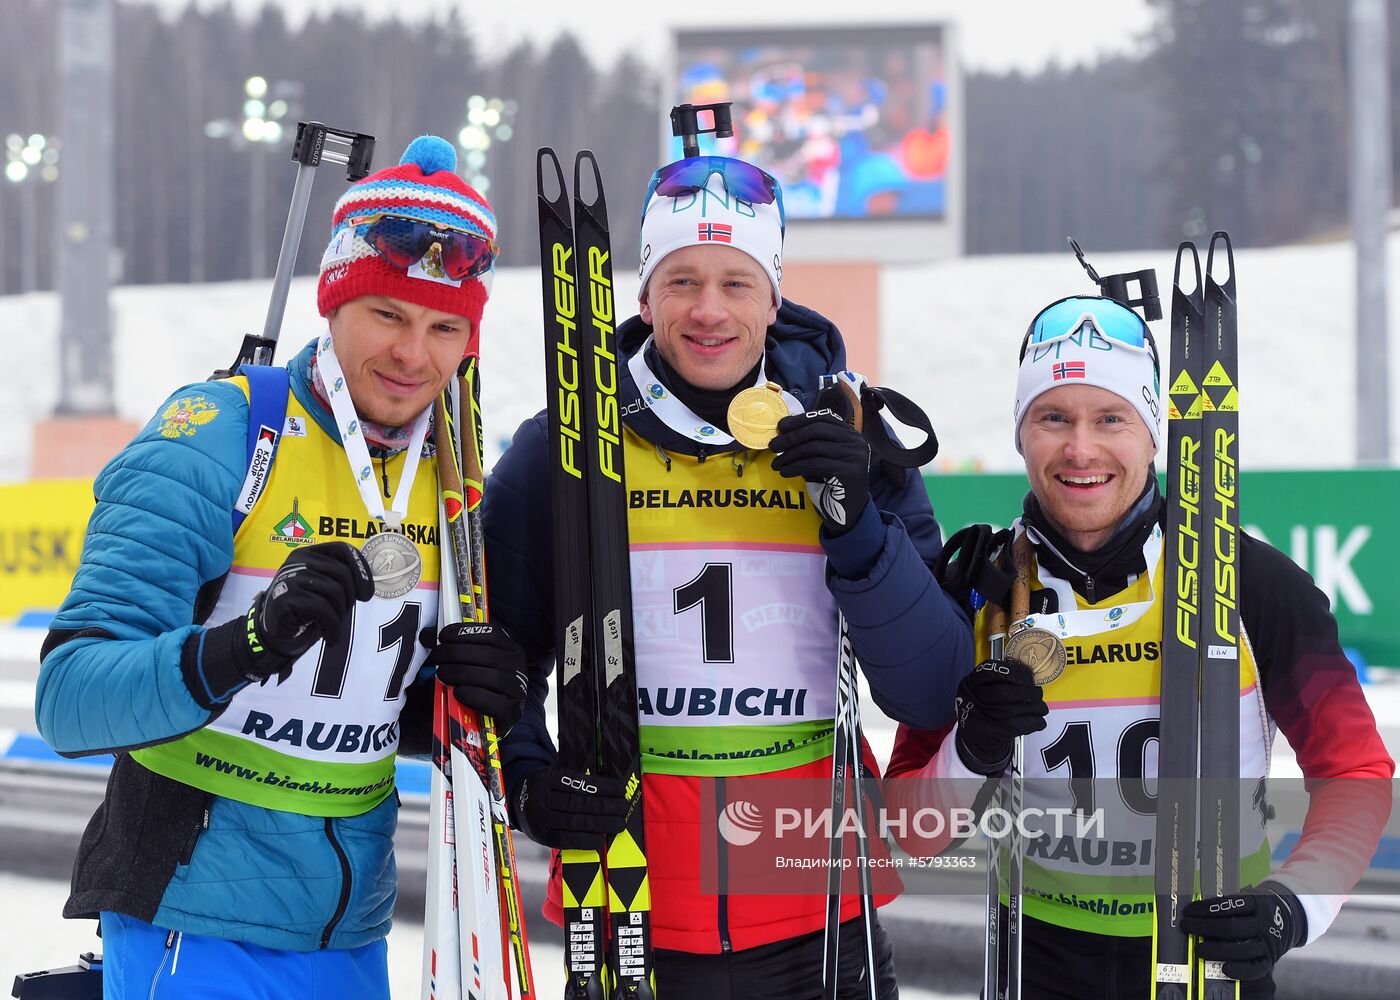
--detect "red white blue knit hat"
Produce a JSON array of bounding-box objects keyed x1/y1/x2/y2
[{"x1": 317, "y1": 136, "x2": 496, "y2": 328}]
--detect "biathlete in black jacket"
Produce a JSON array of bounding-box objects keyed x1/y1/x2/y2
[{"x1": 885, "y1": 293, "x2": 1393, "y2": 999}]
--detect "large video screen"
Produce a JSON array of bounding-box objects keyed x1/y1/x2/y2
[{"x1": 673, "y1": 25, "x2": 951, "y2": 222}]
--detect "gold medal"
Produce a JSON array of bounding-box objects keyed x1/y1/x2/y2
[
  {"x1": 727, "y1": 381, "x2": 791, "y2": 449},
  {"x1": 1004, "y1": 626, "x2": 1067, "y2": 686}
]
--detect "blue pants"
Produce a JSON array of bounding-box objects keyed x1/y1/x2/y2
[{"x1": 99, "y1": 912, "x2": 390, "y2": 1000}]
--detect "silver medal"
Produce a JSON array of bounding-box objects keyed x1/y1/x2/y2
[{"x1": 361, "y1": 529, "x2": 423, "y2": 599}]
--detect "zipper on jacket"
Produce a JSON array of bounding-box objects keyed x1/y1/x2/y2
[
  {"x1": 1026, "y1": 525, "x2": 1102, "y2": 605},
  {"x1": 320, "y1": 818, "x2": 353, "y2": 949},
  {"x1": 378, "y1": 454, "x2": 391, "y2": 499},
  {"x1": 178, "y1": 806, "x2": 211, "y2": 866},
  {"x1": 716, "y1": 776, "x2": 732, "y2": 952}
]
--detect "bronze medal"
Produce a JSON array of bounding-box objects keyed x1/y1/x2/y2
[
  {"x1": 361, "y1": 529, "x2": 423, "y2": 600},
  {"x1": 727, "y1": 381, "x2": 791, "y2": 450},
  {"x1": 1004, "y1": 626, "x2": 1067, "y2": 686}
]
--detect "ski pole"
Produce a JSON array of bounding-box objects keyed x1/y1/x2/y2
[
  {"x1": 1003, "y1": 531, "x2": 1038, "y2": 1000},
  {"x1": 842, "y1": 616, "x2": 880, "y2": 1000},
  {"x1": 823, "y1": 623, "x2": 855, "y2": 996},
  {"x1": 982, "y1": 598, "x2": 1008, "y2": 1000}
]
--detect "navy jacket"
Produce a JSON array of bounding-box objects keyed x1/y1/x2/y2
[{"x1": 484, "y1": 301, "x2": 973, "y2": 796}]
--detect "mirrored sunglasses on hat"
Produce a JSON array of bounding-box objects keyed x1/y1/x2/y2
[
  {"x1": 644, "y1": 155, "x2": 787, "y2": 232},
  {"x1": 354, "y1": 214, "x2": 499, "y2": 281},
  {"x1": 1019, "y1": 295, "x2": 1159, "y2": 374}
]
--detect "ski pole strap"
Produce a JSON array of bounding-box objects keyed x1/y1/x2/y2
[
  {"x1": 933, "y1": 524, "x2": 1014, "y2": 615},
  {"x1": 231, "y1": 363, "x2": 290, "y2": 537},
  {"x1": 815, "y1": 375, "x2": 939, "y2": 468},
  {"x1": 859, "y1": 386, "x2": 939, "y2": 467}
]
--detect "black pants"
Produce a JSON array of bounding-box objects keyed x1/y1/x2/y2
[
  {"x1": 988, "y1": 911, "x2": 1276, "y2": 1000},
  {"x1": 655, "y1": 914, "x2": 898, "y2": 1000}
]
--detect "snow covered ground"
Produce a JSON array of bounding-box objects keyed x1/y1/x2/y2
[{"x1": 3, "y1": 235, "x2": 1400, "y2": 480}]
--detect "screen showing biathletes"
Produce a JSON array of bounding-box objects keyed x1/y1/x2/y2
[{"x1": 674, "y1": 26, "x2": 950, "y2": 221}]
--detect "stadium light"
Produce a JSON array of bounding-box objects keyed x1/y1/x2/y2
[
  {"x1": 457, "y1": 95, "x2": 517, "y2": 195},
  {"x1": 4, "y1": 133, "x2": 61, "y2": 293},
  {"x1": 205, "y1": 77, "x2": 302, "y2": 278}
]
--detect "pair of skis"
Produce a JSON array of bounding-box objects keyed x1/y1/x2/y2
[
  {"x1": 537, "y1": 147, "x2": 656, "y2": 1000},
  {"x1": 1153, "y1": 231, "x2": 1241, "y2": 1000},
  {"x1": 424, "y1": 360, "x2": 535, "y2": 1000}
]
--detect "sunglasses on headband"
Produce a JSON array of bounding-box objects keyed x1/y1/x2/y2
[
  {"x1": 644, "y1": 156, "x2": 787, "y2": 231},
  {"x1": 1019, "y1": 295, "x2": 1160, "y2": 375},
  {"x1": 353, "y1": 214, "x2": 499, "y2": 282}
]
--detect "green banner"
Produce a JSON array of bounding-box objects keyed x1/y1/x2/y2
[{"x1": 923, "y1": 469, "x2": 1399, "y2": 669}]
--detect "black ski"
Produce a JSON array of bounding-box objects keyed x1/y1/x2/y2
[
  {"x1": 538, "y1": 148, "x2": 609, "y2": 1000},
  {"x1": 538, "y1": 147, "x2": 655, "y2": 1000},
  {"x1": 572, "y1": 150, "x2": 656, "y2": 1000},
  {"x1": 1153, "y1": 241, "x2": 1207, "y2": 1000},
  {"x1": 1197, "y1": 232, "x2": 1241, "y2": 1000}
]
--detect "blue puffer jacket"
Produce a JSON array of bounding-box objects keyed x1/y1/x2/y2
[
  {"x1": 35, "y1": 340, "x2": 428, "y2": 952},
  {"x1": 489, "y1": 301, "x2": 975, "y2": 801}
]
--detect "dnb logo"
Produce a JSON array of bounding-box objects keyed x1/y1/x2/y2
[{"x1": 718, "y1": 800, "x2": 764, "y2": 846}]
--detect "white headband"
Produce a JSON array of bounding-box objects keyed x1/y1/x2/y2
[
  {"x1": 638, "y1": 173, "x2": 783, "y2": 304},
  {"x1": 1013, "y1": 319, "x2": 1162, "y2": 453}
]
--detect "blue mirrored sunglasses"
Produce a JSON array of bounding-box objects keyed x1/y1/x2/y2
[
  {"x1": 644, "y1": 156, "x2": 787, "y2": 232},
  {"x1": 1020, "y1": 295, "x2": 1159, "y2": 373}
]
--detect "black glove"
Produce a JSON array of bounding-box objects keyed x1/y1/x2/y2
[
  {"x1": 953, "y1": 658, "x2": 1049, "y2": 775},
  {"x1": 770, "y1": 412, "x2": 871, "y2": 535},
  {"x1": 512, "y1": 764, "x2": 630, "y2": 850},
  {"x1": 195, "y1": 542, "x2": 374, "y2": 696},
  {"x1": 1180, "y1": 881, "x2": 1307, "y2": 983},
  {"x1": 427, "y1": 622, "x2": 529, "y2": 734}
]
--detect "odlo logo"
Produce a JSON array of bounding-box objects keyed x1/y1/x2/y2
[
  {"x1": 718, "y1": 800, "x2": 764, "y2": 846},
  {"x1": 561, "y1": 774, "x2": 597, "y2": 795},
  {"x1": 1208, "y1": 897, "x2": 1246, "y2": 914}
]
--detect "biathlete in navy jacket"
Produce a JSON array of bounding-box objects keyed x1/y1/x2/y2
[
  {"x1": 34, "y1": 137, "x2": 519, "y2": 999},
  {"x1": 442, "y1": 154, "x2": 973, "y2": 996}
]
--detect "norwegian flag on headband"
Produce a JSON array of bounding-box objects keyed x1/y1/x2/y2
[
  {"x1": 1052, "y1": 361, "x2": 1086, "y2": 380},
  {"x1": 697, "y1": 222, "x2": 733, "y2": 243}
]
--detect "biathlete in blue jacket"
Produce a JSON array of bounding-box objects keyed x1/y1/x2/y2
[
  {"x1": 34, "y1": 137, "x2": 525, "y2": 998},
  {"x1": 440, "y1": 154, "x2": 974, "y2": 996}
]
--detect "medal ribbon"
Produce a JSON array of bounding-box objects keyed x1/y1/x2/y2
[
  {"x1": 628, "y1": 336, "x2": 801, "y2": 444},
  {"x1": 315, "y1": 333, "x2": 432, "y2": 530},
  {"x1": 1015, "y1": 520, "x2": 1163, "y2": 638}
]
